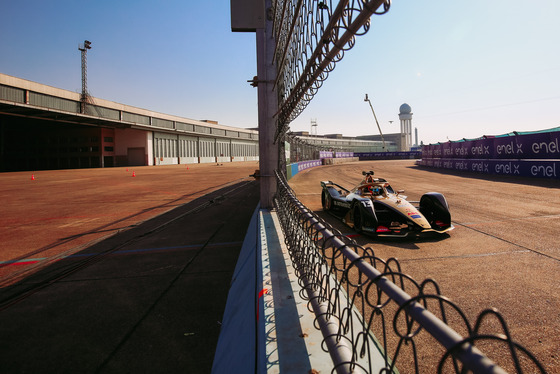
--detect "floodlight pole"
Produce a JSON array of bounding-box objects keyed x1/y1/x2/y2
[
  {"x1": 78, "y1": 40, "x2": 92, "y2": 114},
  {"x1": 364, "y1": 93, "x2": 386, "y2": 151}
]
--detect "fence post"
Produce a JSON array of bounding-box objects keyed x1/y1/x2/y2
[{"x1": 256, "y1": 0, "x2": 278, "y2": 209}]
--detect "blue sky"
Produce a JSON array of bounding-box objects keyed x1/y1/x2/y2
[{"x1": 1, "y1": 0, "x2": 559, "y2": 144}]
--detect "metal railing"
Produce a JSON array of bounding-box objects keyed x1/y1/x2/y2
[{"x1": 274, "y1": 170, "x2": 547, "y2": 373}]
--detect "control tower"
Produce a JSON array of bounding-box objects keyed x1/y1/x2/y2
[{"x1": 399, "y1": 103, "x2": 413, "y2": 151}]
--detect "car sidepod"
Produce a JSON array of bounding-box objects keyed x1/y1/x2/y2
[
  {"x1": 367, "y1": 198, "x2": 430, "y2": 237},
  {"x1": 347, "y1": 198, "x2": 378, "y2": 234}
]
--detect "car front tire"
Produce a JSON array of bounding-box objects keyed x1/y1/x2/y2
[
  {"x1": 322, "y1": 190, "x2": 332, "y2": 211},
  {"x1": 353, "y1": 204, "x2": 363, "y2": 233}
]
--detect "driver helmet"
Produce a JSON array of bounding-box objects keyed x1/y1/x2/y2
[{"x1": 371, "y1": 186, "x2": 382, "y2": 195}]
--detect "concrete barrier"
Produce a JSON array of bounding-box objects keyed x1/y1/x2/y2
[{"x1": 321, "y1": 156, "x2": 359, "y2": 165}]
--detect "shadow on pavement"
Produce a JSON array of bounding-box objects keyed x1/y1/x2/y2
[{"x1": 0, "y1": 180, "x2": 259, "y2": 373}]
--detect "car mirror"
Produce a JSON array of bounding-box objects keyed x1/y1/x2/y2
[{"x1": 397, "y1": 190, "x2": 405, "y2": 194}]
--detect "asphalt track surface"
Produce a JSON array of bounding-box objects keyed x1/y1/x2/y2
[
  {"x1": 289, "y1": 160, "x2": 560, "y2": 373},
  {"x1": 0, "y1": 163, "x2": 259, "y2": 373},
  {"x1": 1, "y1": 160, "x2": 559, "y2": 372}
]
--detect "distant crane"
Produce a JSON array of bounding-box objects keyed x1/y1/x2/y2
[
  {"x1": 364, "y1": 94, "x2": 386, "y2": 151},
  {"x1": 78, "y1": 40, "x2": 93, "y2": 114}
]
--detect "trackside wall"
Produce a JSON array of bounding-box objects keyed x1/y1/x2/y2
[
  {"x1": 212, "y1": 209, "x2": 337, "y2": 373},
  {"x1": 358, "y1": 151, "x2": 421, "y2": 160},
  {"x1": 286, "y1": 152, "x2": 367, "y2": 179},
  {"x1": 417, "y1": 129, "x2": 560, "y2": 179}
]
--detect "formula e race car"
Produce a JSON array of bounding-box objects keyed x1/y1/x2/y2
[{"x1": 321, "y1": 171, "x2": 454, "y2": 238}]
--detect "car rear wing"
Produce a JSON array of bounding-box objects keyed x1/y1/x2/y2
[{"x1": 320, "y1": 181, "x2": 349, "y2": 193}]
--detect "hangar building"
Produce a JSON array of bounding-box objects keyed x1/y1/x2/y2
[{"x1": 0, "y1": 73, "x2": 259, "y2": 172}]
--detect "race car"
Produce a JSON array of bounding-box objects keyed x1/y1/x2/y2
[{"x1": 321, "y1": 171, "x2": 453, "y2": 238}]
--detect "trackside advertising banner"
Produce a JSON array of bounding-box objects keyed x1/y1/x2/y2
[
  {"x1": 335, "y1": 151, "x2": 354, "y2": 158},
  {"x1": 358, "y1": 151, "x2": 421, "y2": 160},
  {"x1": 419, "y1": 130, "x2": 560, "y2": 179},
  {"x1": 422, "y1": 131, "x2": 560, "y2": 160},
  {"x1": 319, "y1": 151, "x2": 354, "y2": 158},
  {"x1": 417, "y1": 158, "x2": 559, "y2": 179},
  {"x1": 297, "y1": 160, "x2": 322, "y2": 171},
  {"x1": 287, "y1": 160, "x2": 322, "y2": 180}
]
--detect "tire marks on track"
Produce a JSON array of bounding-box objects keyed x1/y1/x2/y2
[{"x1": 453, "y1": 220, "x2": 560, "y2": 262}]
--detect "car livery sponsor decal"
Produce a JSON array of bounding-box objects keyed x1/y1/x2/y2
[
  {"x1": 407, "y1": 211, "x2": 422, "y2": 219},
  {"x1": 334, "y1": 200, "x2": 351, "y2": 209}
]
